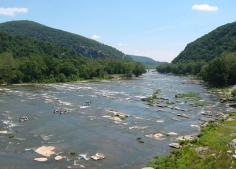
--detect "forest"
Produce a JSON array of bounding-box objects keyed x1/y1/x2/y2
[
  {"x1": 0, "y1": 52, "x2": 145, "y2": 84},
  {"x1": 157, "y1": 52, "x2": 236, "y2": 86},
  {"x1": 0, "y1": 29, "x2": 145, "y2": 85}
]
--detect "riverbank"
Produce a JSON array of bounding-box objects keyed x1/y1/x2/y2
[
  {"x1": 0, "y1": 74, "x2": 135, "y2": 87},
  {"x1": 147, "y1": 86, "x2": 236, "y2": 169}
]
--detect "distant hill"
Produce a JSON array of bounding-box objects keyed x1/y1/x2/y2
[
  {"x1": 0, "y1": 20, "x2": 127, "y2": 60},
  {"x1": 128, "y1": 55, "x2": 163, "y2": 68},
  {"x1": 173, "y1": 21, "x2": 236, "y2": 63}
]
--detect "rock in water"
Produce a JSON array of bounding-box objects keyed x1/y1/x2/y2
[
  {"x1": 90, "y1": 153, "x2": 105, "y2": 160},
  {"x1": 19, "y1": 115, "x2": 29, "y2": 123},
  {"x1": 169, "y1": 143, "x2": 181, "y2": 149},
  {"x1": 176, "y1": 135, "x2": 196, "y2": 142},
  {"x1": 146, "y1": 133, "x2": 165, "y2": 140},
  {"x1": 34, "y1": 157, "x2": 48, "y2": 162},
  {"x1": 79, "y1": 154, "x2": 90, "y2": 160},
  {"x1": 0, "y1": 130, "x2": 8, "y2": 134},
  {"x1": 167, "y1": 132, "x2": 178, "y2": 136},
  {"x1": 177, "y1": 114, "x2": 190, "y2": 119},
  {"x1": 54, "y1": 155, "x2": 65, "y2": 161},
  {"x1": 34, "y1": 146, "x2": 56, "y2": 157}
]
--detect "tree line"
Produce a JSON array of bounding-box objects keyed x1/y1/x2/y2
[
  {"x1": 157, "y1": 52, "x2": 236, "y2": 87},
  {"x1": 0, "y1": 52, "x2": 146, "y2": 85}
]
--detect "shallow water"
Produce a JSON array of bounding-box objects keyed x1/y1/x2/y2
[{"x1": 0, "y1": 72, "x2": 233, "y2": 169}]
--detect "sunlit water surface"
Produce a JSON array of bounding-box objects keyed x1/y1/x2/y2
[{"x1": 0, "y1": 72, "x2": 234, "y2": 169}]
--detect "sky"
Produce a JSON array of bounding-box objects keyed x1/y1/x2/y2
[{"x1": 0, "y1": 0, "x2": 236, "y2": 62}]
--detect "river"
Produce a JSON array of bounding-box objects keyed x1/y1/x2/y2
[{"x1": 0, "y1": 72, "x2": 234, "y2": 169}]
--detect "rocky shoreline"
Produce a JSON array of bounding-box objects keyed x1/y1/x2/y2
[{"x1": 146, "y1": 86, "x2": 236, "y2": 169}]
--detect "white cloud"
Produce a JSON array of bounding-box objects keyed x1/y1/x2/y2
[
  {"x1": 0, "y1": 7, "x2": 28, "y2": 16},
  {"x1": 192, "y1": 4, "x2": 218, "y2": 12},
  {"x1": 91, "y1": 35, "x2": 101, "y2": 40}
]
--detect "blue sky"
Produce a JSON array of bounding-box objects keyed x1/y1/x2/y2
[{"x1": 0, "y1": 0, "x2": 236, "y2": 62}]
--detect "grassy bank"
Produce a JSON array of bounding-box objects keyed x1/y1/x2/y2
[{"x1": 147, "y1": 112, "x2": 236, "y2": 169}]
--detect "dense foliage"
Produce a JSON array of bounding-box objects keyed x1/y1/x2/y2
[
  {"x1": 0, "y1": 20, "x2": 128, "y2": 60},
  {"x1": 0, "y1": 31, "x2": 145, "y2": 84},
  {"x1": 157, "y1": 53, "x2": 236, "y2": 87},
  {"x1": 201, "y1": 53, "x2": 236, "y2": 86},
  {"x1": 0, "y1": 52, "x2": 145, "y2": 84},
  {"x1": 157, "y1": 62, "x2": 205, "y2": 75},
  {"x1": 173, "y1": 21, "x2": 236, "y2": 63}
]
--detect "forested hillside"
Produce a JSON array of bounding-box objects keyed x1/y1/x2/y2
[
  {"x1": 157, "y1": 21, "x2": 236, "y2": 87},
  {"x1": 173, "y1": 21, "x2": 236, "y2": 63},
  {"x1": 0, "y1": 24, "x2": 145, "y2": 84},
  {"x1": 0, "y1": 20, "x2": 127, "y2": 60}
]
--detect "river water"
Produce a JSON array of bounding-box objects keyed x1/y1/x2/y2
[{"x1": 0, "y1": 72, "x2": 234, "y2": 169}]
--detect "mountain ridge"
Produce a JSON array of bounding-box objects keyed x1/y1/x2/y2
[
  {"x1": 0, "y1": 20, "x2": 127, "y2": 60},
  {"x1": 173, "y1": 21, "x2": 236, "y2": 63}
]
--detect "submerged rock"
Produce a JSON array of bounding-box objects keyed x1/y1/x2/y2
[
  {"x1": 177, "y1": 114, "x2": 190, "y2": 119},
  {"x1": 34, "y1": 146, "x2": 56, "y2": 157},
  {"x1": 53, "y1": 108, "x2": 68, "y2": 115},
  {"x1": 104, "y1": 109, "x2": 129, "y2": 122},
  {"x1": 174, "y1": 107, "x2": 186, "y2": 112},
  {"x1": 19, "y1": 115, "x2": 29, "y2": 123},
  {"x1": 136, "y1": 138, "x2": 145, "y2": 144},
  {"x1": 90, "y1": 153, "x2": 105, "y2": 161},
  {"x1": 79, "y1": 154, "x2": 90, "y2": 160},
  {"x1": 129, "y1": 126, "x2": 147, "y2": 130},
  {"x1": 40, "y1": 134, "x2": 53, "y2": 141}
]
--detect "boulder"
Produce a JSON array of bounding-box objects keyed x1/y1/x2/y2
[
  {"x1": 169, "y1": 143, "x2": 181, "y2": 149},
  {"x1": 176, "y1": 135, "x2": 196, "y2": 142},
  {"x1": 230, "y1": 139, "x2": 236, "y2": 149},
  {"x1": 34, "y1": 146, "x2": 56, "y2": 157},
  {"x1": 54, "y1": 155, "x2": 65, "y2": 161},
  {"x1": 195, "y1": 147, "x2": 209, "y2": 155}
]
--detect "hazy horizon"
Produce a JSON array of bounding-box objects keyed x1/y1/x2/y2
[{"x1": 0, "y1": 0, "x2": 235, "y2": 62}]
